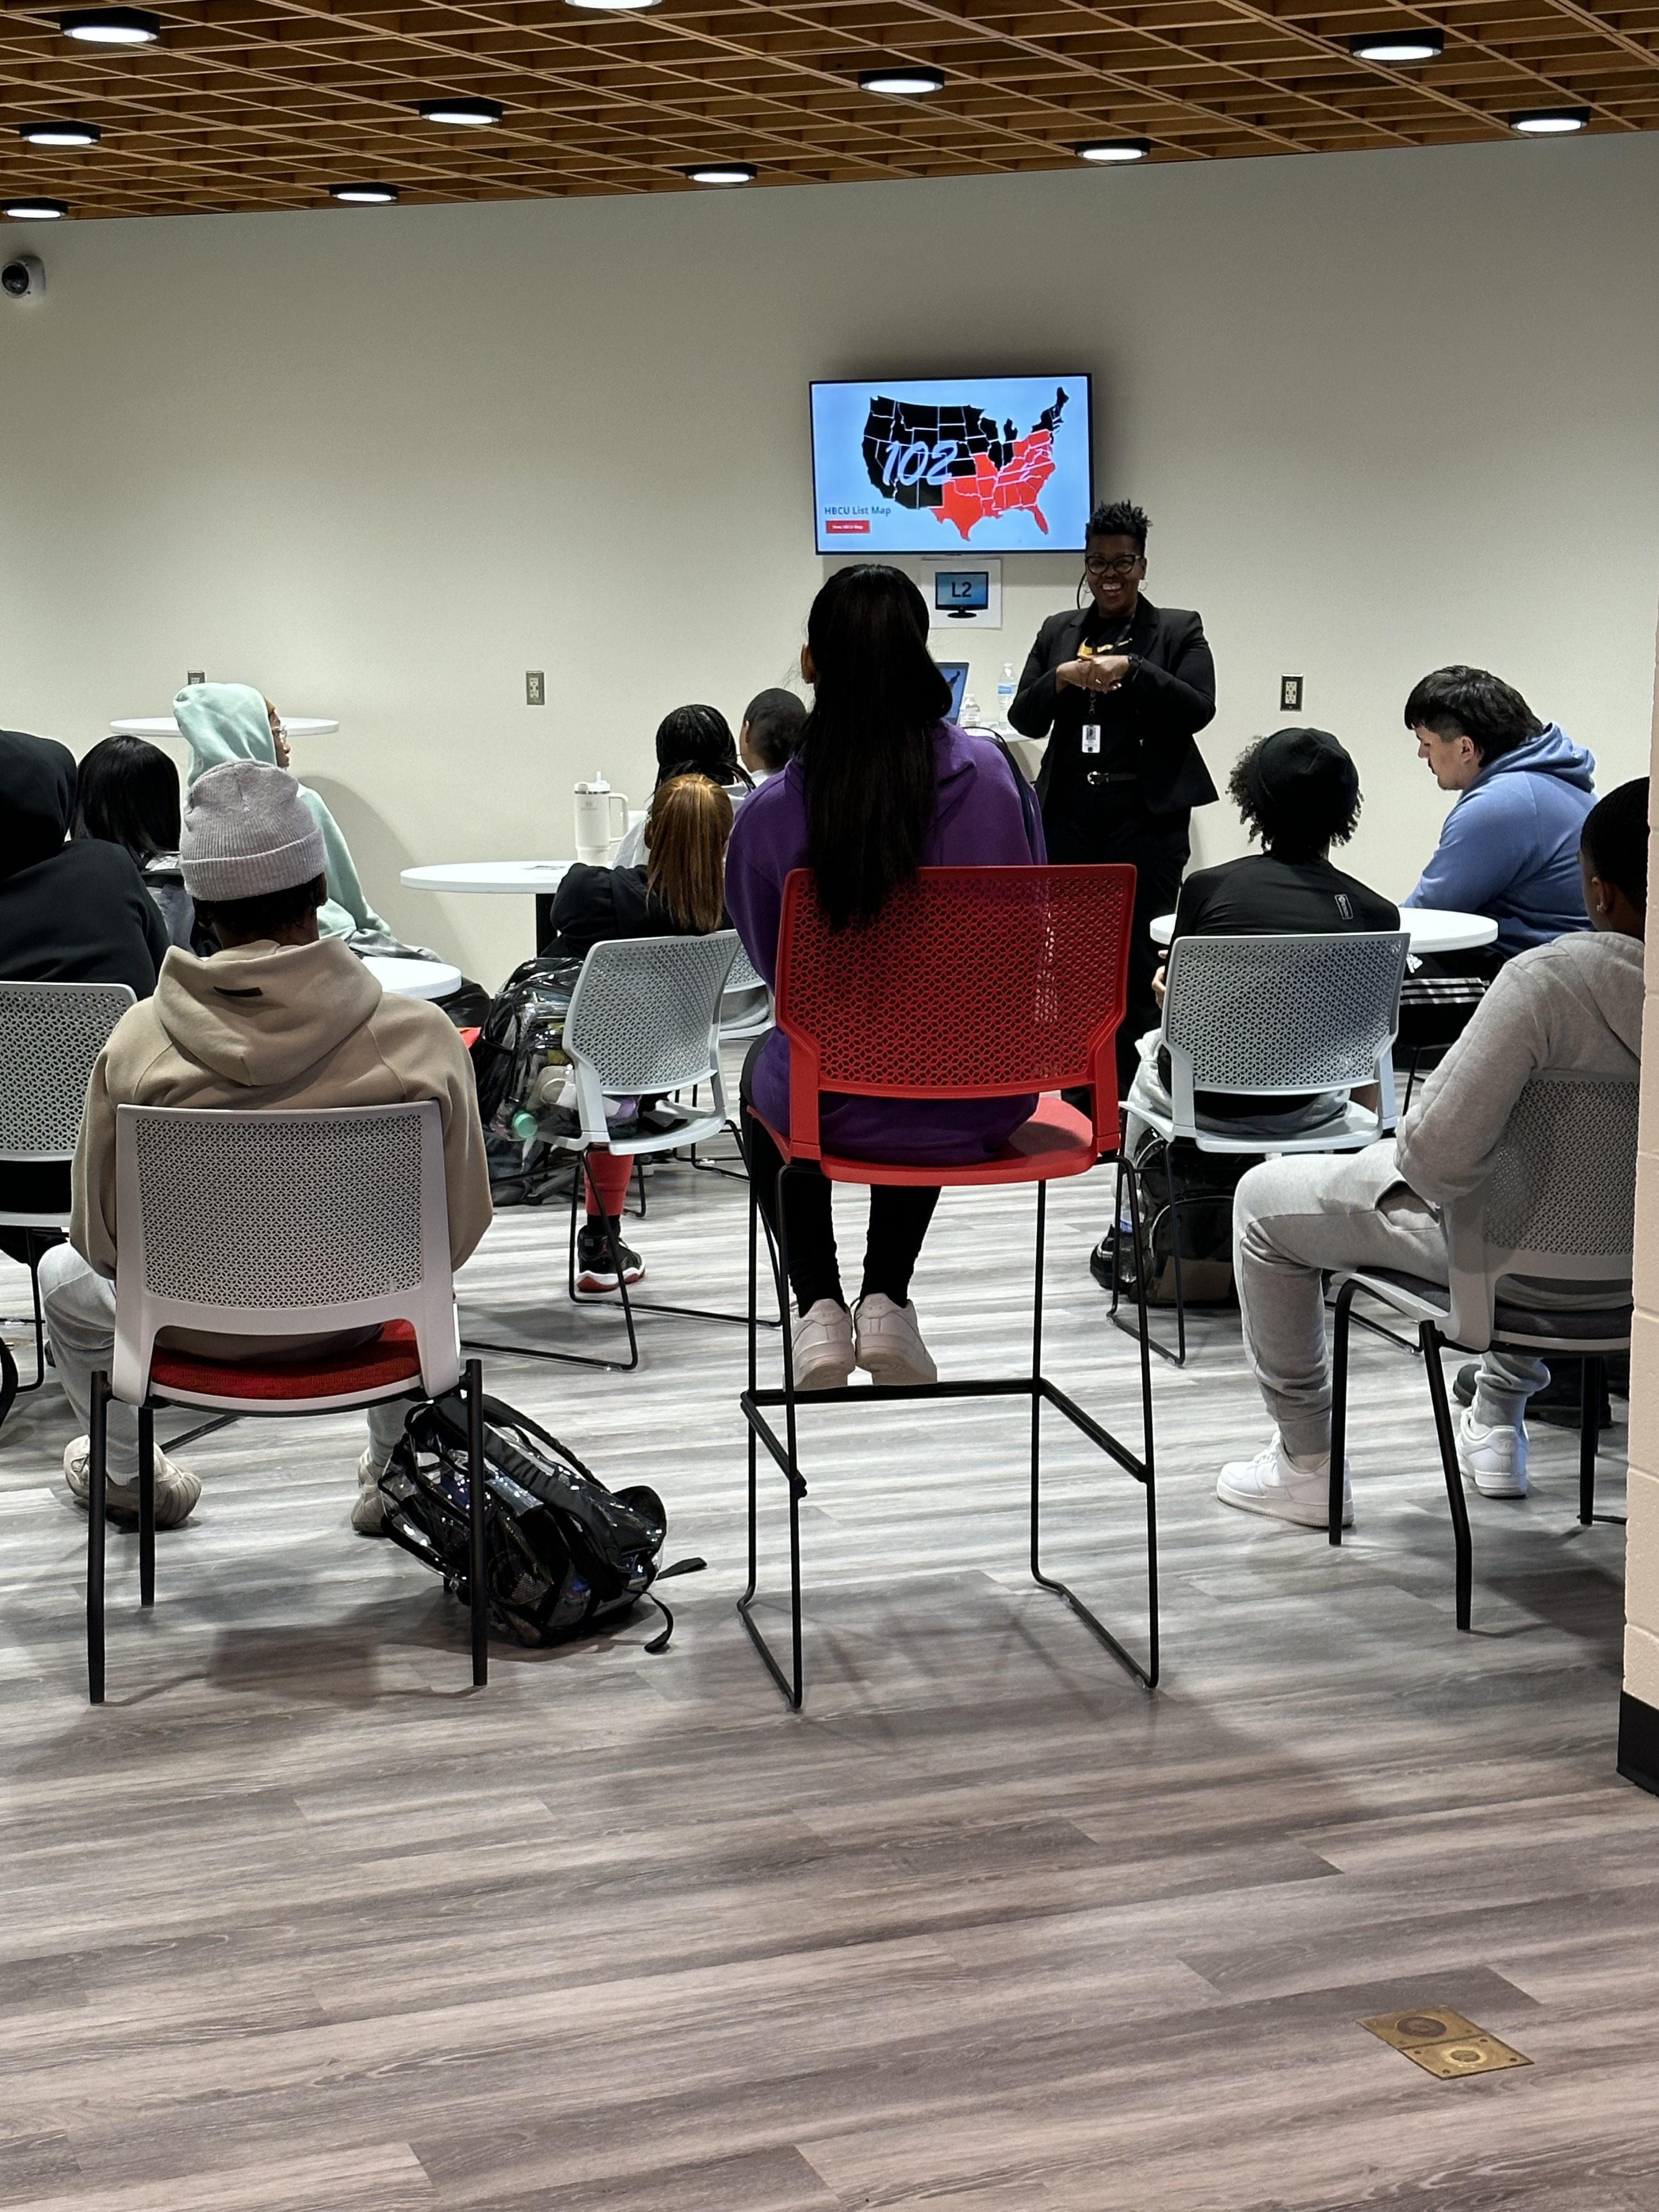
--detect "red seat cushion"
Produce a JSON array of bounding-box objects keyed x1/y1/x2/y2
[
  {"x1": 766, "y1": 1096, "x2": 1100, "y2": 1188},
  {"x1": 149, "y1": 1318, "x2": 422, "y2": 1403}
]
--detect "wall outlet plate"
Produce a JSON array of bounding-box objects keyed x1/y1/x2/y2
[
  {"x1": 1280, "y1": 674, "x2": 1304, "y2": 712},
  {"x1": 187, "y1": 669, "x2": 205, "y2": 686},
  {"x1": 526, "y1": 670, "x2": 545, "y2": 706}
]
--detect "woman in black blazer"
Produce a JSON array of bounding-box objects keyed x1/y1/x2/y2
[{"x1": 1009, "y1": 499, "x2": 1217, "y2": 1089}]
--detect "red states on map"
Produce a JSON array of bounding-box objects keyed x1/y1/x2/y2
[{"x1": 935, "y1": 431, "x2": 1056, "y2": 541}]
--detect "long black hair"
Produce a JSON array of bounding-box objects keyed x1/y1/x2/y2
[
  {"x1": 71, "y1": 734, "x2": 181, "y2": 861},
  {"x1": 799, "y1": 563, "x2": 951, "y2": 930}
]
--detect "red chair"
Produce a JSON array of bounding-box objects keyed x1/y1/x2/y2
[{"x1": 740, "y1": 864, "x2": 1156, "y2": 1709}]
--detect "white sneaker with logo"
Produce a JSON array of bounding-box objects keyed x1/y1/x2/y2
[
  {"x1": 1217, "y1": 1432, "x2": 1352, "y2": 1528},
  {"x1": 791, "y1": 1300, "x2": 855, "y2": 1391},
  {"x1": 1455, "y1": 1408, "x2": 1528, "y2": 1497}
]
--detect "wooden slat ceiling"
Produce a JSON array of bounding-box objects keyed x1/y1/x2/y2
[{"x1": 1, "y1": 0, "x2": 1652, "y2": 218}]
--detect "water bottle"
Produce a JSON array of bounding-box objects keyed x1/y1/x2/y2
[
  {"x1": 997, "y1": 661, "x2": 1017, "y2": 729},
  {"x1": 962, "y1": 691, "x2": 981, "y2": 727}
]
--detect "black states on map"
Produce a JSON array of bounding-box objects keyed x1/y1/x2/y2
[
  {"x1": 1035, "y1": 387, "x2": 1070, "y2": 434},
  {"x1": 860, "y1": 395, "x2": 1025, "y2": 507}
]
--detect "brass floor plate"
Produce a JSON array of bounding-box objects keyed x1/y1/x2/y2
[{"x1": 1359, "y1": 2006, "x2": 1533, "y2": 2079}]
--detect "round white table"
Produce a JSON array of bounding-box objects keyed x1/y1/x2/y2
[
  {"x1": 111, "y1": 715, "x2": 340, "y2": 740},
  {"x1": 361, "y1": 956, "x2": 462, "y2": 1001},
  {"x1": 1149, "y1": 907, "x2": 1499, "y2": 953},
  {"x1": 400, "y1": 861, "x2": 572, "y2": 896}
]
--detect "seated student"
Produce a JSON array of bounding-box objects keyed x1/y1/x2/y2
[
  {"x1": 539, "y1": 774, "x2": 734, "y2": 1296},
  {"x1": 727, "y1": 563, "x2": 1042, "y2": 1391},
  {"x1": 1125, "y1": 727, "x2": 1399, "y2": 1142},
  {"x1": 72, "y1": 733, "x2": 194, "y2": 949},
  {"x1": 1216, "y1": 776, "x2": 1646, "y2": 1527},
  {"x1": 173, "y1": 682, "x2": 390, "y2": 940},
  {"x1": 41, "y1": 759, "x2": 490, "y2": 1535},
  {"x1": 1403, "y1": 665, "x2": 1595, "y2": 960},
  {"x1": 738, "y1": 689, "x2": 806, "y2": 784},
  {"x1": 613, "y1": 705, "x2": 752, "y2": 870}
]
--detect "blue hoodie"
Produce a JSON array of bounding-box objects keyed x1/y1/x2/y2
[{"x1": 1403, "y1": 722, "x2": 1595, "y2": 956}]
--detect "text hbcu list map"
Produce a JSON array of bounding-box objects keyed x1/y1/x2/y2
[{"x1": 811, "y1": 377, "x2": 1092, "y2": 554}]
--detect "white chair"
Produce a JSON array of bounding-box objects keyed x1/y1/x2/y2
[
  {"x1": 465, "y1": 932, "x2": 743, "y2": 1371},
  {"x1": 719, "y1": 942, "x2": 774, "y2": 1042},
  {"x1": 1328, "y1": 1071, "x2": 1637, "y2": 1629},
  {"x1": 0, "y1": 980, "x2": 136, "y2": 1425},
  {"x1": 1111, "y1": 930, "x2": 1409, "y2": 1365},
  {"x1": 87, "y1": 1100, "x2": 485, "y2": 1703}
]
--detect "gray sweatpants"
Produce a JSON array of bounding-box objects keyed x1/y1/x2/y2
[
  {"x1": 1233, "y1": 1144, "x2": 1547, "y2": 1463},
  {"x1": 40, "y1": 1245, "x2": 408, "y2": 1480}
]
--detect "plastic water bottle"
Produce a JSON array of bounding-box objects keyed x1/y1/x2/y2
[
  {"x1": 962, "y1": 691, "x2": 981, "y2": 727},
  {"x1": 997, "y1": 662, "x2": 1017, "y2": 729}
]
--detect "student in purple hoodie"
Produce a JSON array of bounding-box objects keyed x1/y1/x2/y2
[{"x1": 726, "y1": 565, "x2": 1042, "y2": 1394}]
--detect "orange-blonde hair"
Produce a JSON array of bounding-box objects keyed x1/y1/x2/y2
[{"x1": 645, "y1": 774, "x2": 732, "y2": 933}]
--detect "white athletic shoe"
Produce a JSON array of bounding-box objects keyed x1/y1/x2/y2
[
  {"x1": 63, "y1": 1436, "x2": 201, "y2": 1528},
  {"x1": 1217, "y1": 1432, "x2": 1352, "y2": 1529},
  {"x1": 854, "y1": 1293, "x2": 938, "y2": 1387},
  {"x1": 791, "y1": 1300, "x2": 855, "y2": 1391},
  {"x1": 352, "y1": 1446, "x2": 391, "y2": 1536},
  {"x1": 1455, "y1": 1408, "x2": 1528, "y2": 1497}
]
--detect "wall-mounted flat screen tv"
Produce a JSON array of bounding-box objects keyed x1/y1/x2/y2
[{"x1": 810, "y1": 375, "x2": 1093, "y2": 555}]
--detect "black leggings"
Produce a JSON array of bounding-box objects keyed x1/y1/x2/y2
[{"x1": 742, "y1": 1092, "x2": 940, "y2": 1318}]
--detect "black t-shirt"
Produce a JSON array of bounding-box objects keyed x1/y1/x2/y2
[{"x1": 1163, "y1": 852, "x2": 1400, "y2": 1118}]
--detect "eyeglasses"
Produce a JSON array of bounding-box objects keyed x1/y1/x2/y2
[{"x1": 1083, "y1": 555, "x2": 1141, "y2": 579}]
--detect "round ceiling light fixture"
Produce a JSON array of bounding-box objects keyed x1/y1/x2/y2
[
  {"x1": 857, "y1": 63, "x2": 945, "y2": 95},
  {"x1": 58, "y1": 7, "x2": 160, "y2": 42},
  {"x1": 18, "y1": 120, "x2": 102, "y2": 145},
  {"x1": 415, "y1": 95, "x2": 504, "y2": 125},
  {"x1": 679, "y1": 161, "x2": 756, "y2": 184},
  {"x1": 566, "y1": 0, "x2": 662, "y2": 10},
  {"x1": 1075, "y1": 137, "x2": 1152, "y2": 162},
  {"x1": 1508, "y1": 106, "x2": 1590, "y2": 133},
  {"x1": 330, "y1": 181, "x2": 399, "y2": 202},
  {"x1": 3, "y1": 196, "x2": 69, "y2": 218},
  {"x1": 1347, "y1": 28, "x2": 1443, "y2": 61}
]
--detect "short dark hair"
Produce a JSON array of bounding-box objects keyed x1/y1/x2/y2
[
  {"x1": 1580, "y1": 777, "x2": 1649, "y2": 911},
  {"x1": 193, "y1": 873, "x2": 326, "y2": 941},
  {"x1": 1228, "y1": 728, "x2": 1362, "y2": 860},
  {"x1": 653, "y1": 704, "x2": 740, "y2": 789},
  {"x1": 1086, "y1": 500, "x2": 1150, "y2": 554},
  {"x1": 72, "y1": 735, "x2": 180, "y2": 861},
  {"x1": 1403, "y1": 665, "x2": 1543, "y2": 765},
  {"x1": 741, "y1": 688, "x2": 806, "y2": 772}
]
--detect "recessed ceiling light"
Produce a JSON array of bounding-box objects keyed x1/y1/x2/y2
[
  {"x1": 857, "y1": 64, "x2": 946, "y2": 95},
  {"x1": 415, "y1": 97, "x2": 504, "y2": 126},
  {"x1": 1508, "y1": 106, "x2": 1590, "y2": 133},
  {"x1": 566, "y1": 0, "x2": 662, "y2": 9},
  {"x1": 330, "y1": 182, "x2": 398, "y2": 203},
  {"x1": 1075, "y1": 138, "x2": 1152, "y2": 162},
  {"x1": 58, "y1": 8, "x2": 160, "y2": 43},
  {"x1": 1347, "y1": 29, "x2": 1444, "y2": 61},
  {"x1": 3, "y1": 197, "x2": 68, "y2": 218},
  {"x1": 680, "y1": 162, "x2": 756, "y2": 184},
  {"x1": 18, "y1": 120, "x2": 102, "y2": 145}
]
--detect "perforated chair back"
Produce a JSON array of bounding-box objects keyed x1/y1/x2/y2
[
  {"x1": 1161, "y1": 931, "x2": 1408, "y2": 1136},
  {"x1": 774, "y1": 865, "x2": 1135, "y2": 1156},
  {"x1": 111, "y1": 1101, "x2": 459, "y2": 1404},
  {"x1": 719, "y1": 941, "x2": 774, "y2": 1040},
  {"x1": 0, "y1": 980, "x2": 135, "y2": 1164},
  {"x1": 1441, "y1": 1073, "x2": 1638, "y2": 1350},
  {"x1": 561, "y1": 930, "x2": 738, "y2": 1136}
]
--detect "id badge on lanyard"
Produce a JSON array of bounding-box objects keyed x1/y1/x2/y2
[{"x1": 1081, "y1": 722, "x2": 1102, "y2": 755}]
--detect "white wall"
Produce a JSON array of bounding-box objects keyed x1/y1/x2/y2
[{"x1": 3, "y1": 133, "x2": 1656, "y2": 986}]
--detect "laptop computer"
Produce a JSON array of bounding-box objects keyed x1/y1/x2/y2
[{"x1": 935, "y1": 662, "x2": 969, "y2": 722}]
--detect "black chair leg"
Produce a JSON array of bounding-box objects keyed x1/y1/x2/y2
[
  {"x1": 1421, "y1": 1322, "x2": 1473, "y2": 1630},
  {"x1": 0, "y1": 1338, "x2": 16, "y2": 1435},
  {"x1": 737, "y1": 1150, "x2": 805, "y2": 1710},
  {"x1": 466, "y1": 1357, "x2": 487, "y2": 1686},
  {"x1": 1579, "y1": 1354, "x2": 1602, "y2": 1527},
  {"x1": 1329, "y1": 1280, "x2": 1357, "y2": 1547},
  {"x1": 88, "y1": 1370, "x2": 108, "y2": 1705},
  {"x1": 137, "y1": 1402, "x2": 155, "y2": 1609}
]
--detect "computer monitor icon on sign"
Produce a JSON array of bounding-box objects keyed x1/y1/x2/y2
[{"x1": 935, "y1": 569, "x2": 991, "y2": 619}]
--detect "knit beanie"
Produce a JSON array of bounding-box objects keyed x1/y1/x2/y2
[{"x1": 179, "y1": 759, "x2": 326, "y2": 901}]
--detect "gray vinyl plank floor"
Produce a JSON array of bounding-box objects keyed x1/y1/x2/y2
[{"x1": 0, "y1": 1125, "x2": 1647, "y2": 2212}]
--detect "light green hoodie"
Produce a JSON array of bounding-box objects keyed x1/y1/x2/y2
[{"x1": 173, "y1": 682, "x2": 387, "y2": 939}]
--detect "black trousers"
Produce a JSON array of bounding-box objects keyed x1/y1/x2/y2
[
  {"x1": 741, "y1": 1047, "x2": 940, "y2": 1318},
  {"x1": 1043, "y1": 806, "x2": 1191, "y2": 1094}
]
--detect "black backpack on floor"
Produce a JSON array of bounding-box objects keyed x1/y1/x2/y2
[{"x1": 379, "y1": 1391, "x2": 704, "y2": 1650}]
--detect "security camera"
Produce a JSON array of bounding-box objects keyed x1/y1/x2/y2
[{"x1": 2, "y1": 256, "x2": 46, "y2": 300}]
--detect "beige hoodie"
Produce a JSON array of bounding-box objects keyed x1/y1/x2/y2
[{"x1": 72, "y1": 935, "x2": 492, "y2": 1280}]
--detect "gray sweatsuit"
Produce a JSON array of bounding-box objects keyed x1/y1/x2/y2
[{"x1": 1233, "y1": 929, "x2": 1644, "y2": 1461}]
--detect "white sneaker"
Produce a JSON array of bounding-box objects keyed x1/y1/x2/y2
[
  {"x1": 791, "y1": 1300, "x2": 855, "y2": 1391},
  {"x1": 1456, "y1": 1408, "x2": 1528, "y2": 1497},
  {"x1": 63, "y1": 1436, "x2": 201, "y2": 1528},
  {"x1": 1217, "y1": 1432, "x2": 1352, "y2": 1529},
  {"x1": 854, "y1": 1293, "x2": 938, "y2": 1387},
  {"x1": 352, "y1": 1446, "x2": 391, "y2": 1536}
]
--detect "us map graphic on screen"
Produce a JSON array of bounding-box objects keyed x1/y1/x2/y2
[{"x1": 811, "y1": 375, "x2": 1093, "y2": 555}]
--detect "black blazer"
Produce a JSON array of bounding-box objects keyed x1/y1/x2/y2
[{"x1": 1009, "y1": 594, "x2": 1218, "y2": 819}]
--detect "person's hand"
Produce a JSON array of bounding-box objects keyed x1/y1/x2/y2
[
  {"x1": 1152, "y1": 962, "x2": 1167, "y2": 1008},
  {"x1": 1057, "y1": 654, "x2": 1129, "y2": 695}
]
